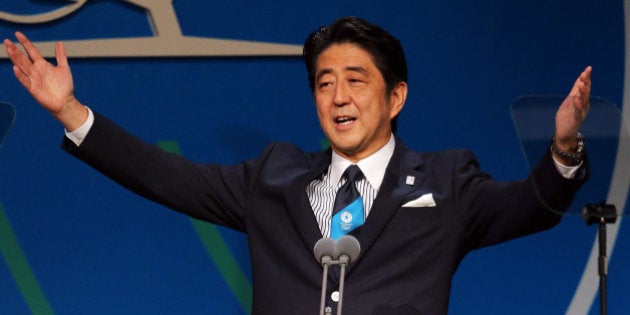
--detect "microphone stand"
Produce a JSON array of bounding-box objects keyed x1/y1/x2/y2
[
  {"x1": 314, "y1": 238, "x2": 336, "y2": 315},
  {"x1": 337, "y1": 255, "x2": 350, "y2": 315},
  {"x1": 314, "y1": 236, "x2": 361, "y2": 315},
  {"x1": 318, "y1": 257, "x2": 349, "y2": 315},
  {"x1": 319, "y1": 256, "x2": 331, "y2": 315},
  {"x1": 583, "y1": 202, "x2": 617, "y2": 315}
]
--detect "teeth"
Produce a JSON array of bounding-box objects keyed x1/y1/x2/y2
[{"x1": 336, "y1": 117, "x2": 355, "y2": 124}]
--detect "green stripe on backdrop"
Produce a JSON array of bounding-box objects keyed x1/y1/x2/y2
[
  {"x1": 157, "y1": 141, "x2": 252, "y2": 314},
  {"x1": 0, "y1": 201, "x2": 54, "y2": 314}
]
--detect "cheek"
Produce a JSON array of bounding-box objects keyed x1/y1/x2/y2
[
  {"x1": 314, "y1": 102, "x2": 326, "y2": 117},
  {"x1": 362, "y1": 104, "x2": 392, "y2": 128},
  {"x1": 314, "y1": 97, "x2": 331, "y2": 116},
  {"x1": 314, "y1": 103, "x2": 330, "y2": 127}
]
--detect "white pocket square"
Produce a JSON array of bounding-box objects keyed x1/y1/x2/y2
[{"x1": 402, "y1": 193, "x2": 436, "y2": 207}]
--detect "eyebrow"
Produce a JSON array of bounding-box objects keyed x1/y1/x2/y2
[{"x1": 315, "y1": 66, "x2": 368, "y2": 83}]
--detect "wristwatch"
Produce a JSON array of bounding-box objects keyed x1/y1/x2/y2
[{"x1": 550, "y1": 132, "x2": 586, "y2": 165}]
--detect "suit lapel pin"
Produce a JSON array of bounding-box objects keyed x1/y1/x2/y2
[{"x1": 405, "y1": 175, "x2": 415, "y2": 186}]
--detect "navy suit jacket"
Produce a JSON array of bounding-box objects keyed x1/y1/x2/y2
[{"x1": 62, "y1": 113, "x2": 587, "y2": 314}]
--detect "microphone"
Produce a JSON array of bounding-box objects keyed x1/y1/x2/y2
[
  {"x1": 314, "y1": 237, "x2": 335, "y2": 315},
  {"x1": 314, "y1": 237, "x2": 336, "y2": 265},
  {"x1": 333, "y1": 235, "x2": 361, "y2": 315},
  {"x1": 313, "y1": 236, "x2": 361, "y2": 315},
  {"x1": 334, "y1": 235, "x2": 361, "y2": 266}
]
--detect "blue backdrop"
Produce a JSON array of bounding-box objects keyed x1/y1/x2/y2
[{"x1": 0, "y1": 0, "x2": 627, "y2": 314}]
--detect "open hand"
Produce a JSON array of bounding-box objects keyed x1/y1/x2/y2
[
  {"x1": 554, "y1": 66, "x2": 591, "y2": 149},
  {"x1": 4, "y1": 32, "x2": 86, "y2": 131}
]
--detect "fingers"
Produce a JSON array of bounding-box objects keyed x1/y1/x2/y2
[
  {"x1": 14, "y1": 31, "x2": 44, "y2": 62},
  {"x1": 578, "y1": 66, "x2": 591, "y2": 109},
  {"x1": 577, "y1": 66, "x2": 591, "y2": 93},
  {"x1": 571, "y1": 66, "x2": 593, "y2": 96},
  {"x1": 579, "y1": 66, "x2": 591, "y2": 95},
  {"x1": 4, "y1": 38, "x2": 21, "y2": 62},
  {"x1": 6, "y1": 33, "x2": 69, "y2": 70},
  {"x1": 55, "y1": 41, "x2": 69, "y2": 68},
  {"x1": 566, "y1": 66, "x2": 591, "y2": 113},
  {"x1": 4, "y1": 37, "x2": 32, "y2": 78},
  {"x1": 12, "y1": 65, "x2": 31, "y2": 90},
  {"x1": 3, "y1": 38, "x2": 15, "y2": 52}
]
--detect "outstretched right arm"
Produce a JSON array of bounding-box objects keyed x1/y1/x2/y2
[{"x1": 4, "y1": 32, "x2": 88, "y2": 131}]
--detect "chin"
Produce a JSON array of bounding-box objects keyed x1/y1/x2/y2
[{"x1": 333, "y1": 143, "x2": 362, "y2": 157}]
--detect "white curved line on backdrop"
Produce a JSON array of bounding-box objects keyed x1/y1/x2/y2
[
  {"x1": 566, "y1": 0, "x2": 630, "y2": 313},
  {"x1": 0, "y1": 0, "x2": 87, "y2": 24}
]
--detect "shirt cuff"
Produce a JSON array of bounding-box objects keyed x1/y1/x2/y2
[
  {"x1": 552, "y1": 155, "x2": 582, "y2": 179},
  {"x1": 64, "y1": 107, "x2": 94, "y2": 146}
]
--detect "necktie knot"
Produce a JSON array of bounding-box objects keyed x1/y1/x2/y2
[{"x1": 343, "y1": 164, "x2": 363, "y2": 184}]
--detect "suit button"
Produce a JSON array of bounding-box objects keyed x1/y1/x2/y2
[{"x1": 331, "y1": 291, "x2": 339, "y2": 302}]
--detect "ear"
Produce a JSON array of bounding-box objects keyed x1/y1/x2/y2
[{"x1": 388, "y1": 81, "x2": 408, "y2": 119}]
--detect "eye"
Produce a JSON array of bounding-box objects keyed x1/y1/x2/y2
[
  {"x1": 348, "y1": 78, "x2": 365, "y2": 86},
  {"x1": 318, "y1": 81, "x2": 334, "y2": 91}
]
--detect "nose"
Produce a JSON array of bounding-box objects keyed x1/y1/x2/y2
[{"x1": 333, "y1": 82, "x2": 350, "y2": 106}]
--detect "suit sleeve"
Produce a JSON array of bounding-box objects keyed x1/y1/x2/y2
[
  {"x1": 60, "y1": 112, "x2": 261, "y2": 232},
  {"x1": 454, "y1": 149, "x2": 589, "y2": 251}
]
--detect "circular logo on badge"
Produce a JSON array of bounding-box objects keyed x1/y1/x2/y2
[{"x1": 341, "y1": 211, "x2": 352, "y2": 223}]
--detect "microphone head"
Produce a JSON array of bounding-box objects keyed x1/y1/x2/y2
[
  {"x1": 334, "y1": 235, "x2": 361, "y2": 263},
  {"x1": 313, "y1": 237, "x2": 336, "y2": 263}
]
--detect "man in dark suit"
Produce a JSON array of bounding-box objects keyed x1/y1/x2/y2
[{"x1": 5, "y1": 16, "x2": 590, "y2": 314}]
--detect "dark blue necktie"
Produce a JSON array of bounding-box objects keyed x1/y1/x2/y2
[{"x1": 331, "y1": 165, "x2": 365, "y2": 240}]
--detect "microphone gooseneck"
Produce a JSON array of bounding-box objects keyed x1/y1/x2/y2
[
  {"x1": 314, "y1": 237, "x2": 336, "y2": 315},
  {"x1": 313, "y1": 235, "x2": 361, "y2": 315},
  {"x1": 334, "y1": 235, "x2": 361, "y2": 264},
  {"x1": 314, "y1": 237, "x2": 336, "y2": 264},
  {"x1": 334, "y1": 235, "x2": 361, "y2": 315}
]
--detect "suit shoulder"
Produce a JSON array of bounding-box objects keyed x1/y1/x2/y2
[
  {"x1": 256, "y1": 142, "x2": 325, "y2": 168},
  {"x1": 259, "y1": 142, "x2": 307, "y2": 160}
]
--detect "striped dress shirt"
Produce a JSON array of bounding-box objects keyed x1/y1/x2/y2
[{"x1": 306, "y1": 136, "x2": 396, "y2": 238}]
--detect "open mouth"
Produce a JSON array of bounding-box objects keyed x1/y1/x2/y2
[{"x1": 335, "y1": 116, "x2": 357, "y2": 125}]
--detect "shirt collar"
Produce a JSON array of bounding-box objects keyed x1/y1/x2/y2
[{"x1": 330, "y1": 134, "x2": 396, "y2": 190}]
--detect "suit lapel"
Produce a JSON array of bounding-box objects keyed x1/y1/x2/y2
[
  {"x1": 281, "y1": 141, "x2": 427, "y2": 284},
  {"x1": 347, "y1": 141, "x2": 426, "y2": 271},
  {"x1": 283, "y1": 149, "x2": 331, "y2": 259}
]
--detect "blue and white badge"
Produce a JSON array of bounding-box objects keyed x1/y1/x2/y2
[{"x1": 331, "y1": 198, "x2": 364, "y2": 240}]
